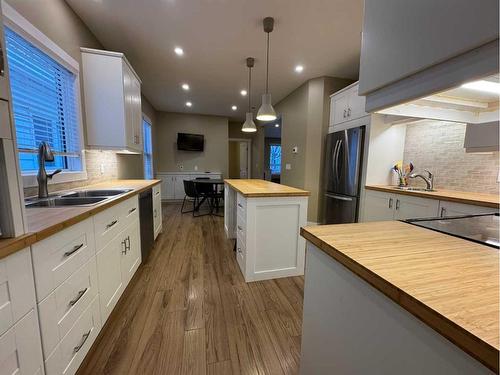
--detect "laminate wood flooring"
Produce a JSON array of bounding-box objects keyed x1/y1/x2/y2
[{"x1": 77, "y1": 203, "x2": 304, "y2": 375}]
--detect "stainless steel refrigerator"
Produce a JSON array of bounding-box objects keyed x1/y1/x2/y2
[{"x1": 322, "y1": 126, "x2": 365, "y2": 224}]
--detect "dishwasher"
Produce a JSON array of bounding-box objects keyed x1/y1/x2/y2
[{"x1": 139, "y1": 188, "x2": 154, "y2": 262}]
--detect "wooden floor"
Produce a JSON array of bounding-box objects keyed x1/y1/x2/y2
[{"x1": 78, "y1": 203, "x2": 304, "y2": 375}]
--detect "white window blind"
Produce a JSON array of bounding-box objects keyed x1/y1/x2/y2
[
  {"x1": 4, "y1": 27, "x2": 82, "y2": 172},
  {"x1": 143, "y1": 117, "x2": 153, "y2": 179}
]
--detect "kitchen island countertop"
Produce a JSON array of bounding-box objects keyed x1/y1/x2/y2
[{"x1": 224, "y1": 179, "x2": 310, "y2": 197}]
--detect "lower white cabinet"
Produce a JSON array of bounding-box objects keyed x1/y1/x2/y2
[
  {"x1": 158, "y1": 172, "x2": 222, "y2": 200},
  {"x1": 438, "y1": 200, "x2": 498, "y2": 218},
  {"x1": 153, "y1": 184, "x2": 162, "y2": 239},
  {"x1": 0, "y1": 309, "x2": 44, "y2": 375},
  {"x1": 120, "y1": 219, "x2": 141, "y2": 288},
  {"x1": 363, "y1": 189, "x2": 498, "y2": 222},
  {"x1": 363, "y1": 190, "x2": 439, "y2": 221}
]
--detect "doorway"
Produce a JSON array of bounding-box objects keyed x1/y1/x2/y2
[
  {"x1": 263, "y1": 118, "x2": 282, "y2": 183},
  {"x1": 228, "y1": 139, "x2": 251, "y2": 178}
]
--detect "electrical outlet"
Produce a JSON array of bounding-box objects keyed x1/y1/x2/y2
[
  {"x1": 178, "y1": 164, "x2": 184, "y2": 170},
  {"x1": 285, "y1": 163, "x2": 292, "y2": 170},
  {"x1": 100, "y1": 163, "x2": 105, "y2": 175},
  {"x1": 194, "y1": 165, "x2": 198, "y2": 171}
]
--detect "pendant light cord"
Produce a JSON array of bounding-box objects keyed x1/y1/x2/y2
[
  {"x1": 265, "y1": 32, "x2": 270, "y2": 94},
  {"x1": 248, "y1": 65, "x2": 252, "y2": 111}
]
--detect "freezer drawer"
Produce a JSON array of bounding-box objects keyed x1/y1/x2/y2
[{"x1": 323, "y1": 193, "x2": 358, "y2": 224}]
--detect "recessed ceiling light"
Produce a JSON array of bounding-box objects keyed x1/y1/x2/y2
[
  {"x1": 185, "y1": 101, "x2": 192, "y2": 107},
  {"x1": 295, "y1": 65, "x2": 304, "y2": 73},
  {"x1": 240, "y1": 90, "x2": 247, "y2": 96},
  {"x1": 174, "y1": 47, "x2": 184, "y2": 56},
  {"x1": 461, "y1": 80, "x2": 500, "y2": 94},
  {"x1": 181, "y1": 83, "x2": 189, "y2": 90},
  {"x1": 231, "y1": 105, "x2": 237, "y2": 111}
]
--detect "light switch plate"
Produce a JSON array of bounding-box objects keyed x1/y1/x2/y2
[{"x1": 285, "y1": 163, "x2": 292, "y2": 170}]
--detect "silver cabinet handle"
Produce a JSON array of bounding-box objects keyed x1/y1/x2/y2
[
  {"x1": 106, "y1": 220, "x2": 118, "y2": 229},
  {"x1": 237, "y1": 225, "x2": 243, "y2": 231},
  {"x1": 343, "y1": 109, "x2": 347, "y2": 118},
  {"x1": 69, "y1": 288, "x2": 88, "y2": 306},
  {"x1": 74, "y1": 330, "x2": 91, "y2": 353},
  {"x1": 237, "y1": 247, "x2": 242, "y2": 254},
  {"x1": 128, "y1": 207, "x2": 137, "y2": 214},
  {"x1": 388, "y1": 198, "x2": 393, "y2": 209},
  {"x1": 237, "y1": 203, "x2": 243, "y2": 208},
  {"x1": 154, "y1": 209, "x2": 157, "y2": 218},
  {"x1": 347, "y1": 108, "x2": 351, "y2": 117},
  {"x1": 64, "y1": 243, "x2": 84, "y2": 257},
  {"x1": 155, "y1": 191, "x2": 160, "y2": 196},
  {"x1": 440, "y1": 207, "x2": 446, "y2": 217},
  {"x1": 395, "y1": 199, "x2": 400, "y2": 210},
  {"x1": 0, "y1": 45, "x2": 4, "y2": 77}
]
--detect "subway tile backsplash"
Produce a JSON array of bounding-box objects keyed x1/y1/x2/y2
[
  {"x1": 403, "y1": 121, "x2": 499, "y2": 194},
  {"x1": 23, "y1": 150, "x2": 119, "y2": 197}
]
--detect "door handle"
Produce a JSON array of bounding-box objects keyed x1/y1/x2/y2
[
  {"x1": 347, "y1": 108, "x2": 351, "y2": 117},
  {"x1": 395, "y1": 199, "x2": 400, "y2": 210},
  {"x1": 343, "y1": 109, "x2": 347, "y2": 118},
  {"x1": 69, "y1": 288, "x2": 88, "y2": 306},
  {"x1": 74, "y1": 330, "x2": 91, "y2": 353},
  {"x1": 388, "y1": 198, "x2": 393, "y2": 209},
  {"x1": 332, "y1": 140, "x2": 340, "y2": 182},
  {"x1": 440, "y1": 207, "x2": 446, "y2": 217},
  {"x1": 335, "y1": 139, "x2": 343, "y2": 181},
  {"x1": 325, "y1": 193, "x2": 353, "y2": 201},
  {"x1": 64, "y1": 243, "x2": 84, "y2": 257}
]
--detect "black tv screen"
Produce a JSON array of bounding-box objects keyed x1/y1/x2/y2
[{"x1": 177, "y1": 133, "x2": 204, "y2": 151}]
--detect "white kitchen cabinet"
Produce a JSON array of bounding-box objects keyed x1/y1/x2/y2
[
  {"x1": 81, "y1": 48, "x2": 142, "y2": 153},
  {"x1": 157, "y1": 172, "x2": 222, "y2": 200},
  {"x1": 153, "y1": 184, "x2": 162, "y2": 239},
  {"x1": 362, "y1": 190, "x2": 439, "y2": 222},
  {"x1": 119, "y1": 218, "x2": 141, "y2": 287},
  {"x1": 96, "y1": 235, "x2": 123, "y2": 323},
  {"x1": 330, "y1": 83, "x2": 368, "y2": 127},
  {"x1": 0, "y1": 309, "x2": 44, "y2": 375},
  {"x1": 438, "y1": 201, "x2": 498, "y2": 218}
]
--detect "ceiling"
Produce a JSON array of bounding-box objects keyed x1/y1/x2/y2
[{"x1": 66, "y1": 0, "x2": 363, "y2": 121}]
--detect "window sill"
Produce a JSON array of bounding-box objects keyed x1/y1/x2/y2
[{"x1": 22, "y1": 171, "x2": 88, "y2": 188}]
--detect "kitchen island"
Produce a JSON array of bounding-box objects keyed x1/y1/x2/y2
[
  {"x1": 300, "y1": 221, "x2": 498, "y2": 374},
  {"x1": 224, "y1": 179, "x2": 310, "y2": 282}
]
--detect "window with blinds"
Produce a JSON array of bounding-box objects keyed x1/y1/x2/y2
[
  {"x1": 4, "y1": 27, "x2": 82, "y2": 172},
  {"x1": 143, "y1": 117, "x2": 153, "y2": 179}
]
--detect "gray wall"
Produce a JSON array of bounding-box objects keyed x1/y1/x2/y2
[{"x1": 155, "y1": 112, "x2": 229, "y2": 177}]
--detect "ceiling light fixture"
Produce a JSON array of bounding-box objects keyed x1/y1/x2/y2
[
  {"x1": 232, "y1": 105, "x2": 237, "y2": 111},
  {"x1": 257, "y1": 17, "x2": 277, "y2": 122},
  {"x1": 240, "y1": 90, "x2": 247, "y2": 96},
  {"x1": 185, "y1": 101, "x2": 192, "y2": 107},
  {"x1": 275, "y1": 123, "x2": 280, "y2": 128},
  {"x1": 242, "y1": 57, "x2": 257, "y2": 133},
  {"x1": 174, "y1": 47, "x2": 184, "y2": 56},
  {"x1": 461, "y1": 80, "x2": 500, "y2": 94},
  {"x1": 181, "y1": 83, "x2": 189, "y2": 90},
  {"x1": 295, "y1": 65, "x2": 304, "y2": 73}
]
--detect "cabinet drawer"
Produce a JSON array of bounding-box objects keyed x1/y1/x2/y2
[
  {"x1": 32, "y1": 218, "x2": 95, "y2": 301},
  {"x1": 94, "y1": 201, "x2": 123, "y2": 251},
  {"x1": 38, "y1": 257, "x2": 99, "y2": 358},
  {"x1": 439, "y1": 200, "x2": 498, "y2": 217},
  {"x1": 44, "y1": 296, "x2": 100, "y2": 375},
  {"x1": 0, "y1": 309, "x2": 44, "y2": 375},
  {"x1": 152, "y1": 183, "x2": 161, "y2": 198},
  {"x1": 0, "y1": 248, "x2": 36, "y2": 336},
  {"x1": 237, "y1": 193, "x2": 246, "y2": 215},
  {"x1": 120, "y1": 195, "x2": 139, "y2": 225},
  {"x1": 236, "y1": 220, "x2": 246, "y2": 244},
  {"x1": 236, "y1": 238, "x2": 246, "y2": 272}
]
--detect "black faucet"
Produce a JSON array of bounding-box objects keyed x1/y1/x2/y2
[{"x1": 37, "y1": 142, "x2": 62, "y2": 198}]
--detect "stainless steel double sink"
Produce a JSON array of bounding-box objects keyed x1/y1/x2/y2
[{"x1": 25, "y1": 189, "x2": 133, "y2": 208}]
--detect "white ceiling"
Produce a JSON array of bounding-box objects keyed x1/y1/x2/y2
[{"x1": 66, "y1": 0, "x2": 363, "y2": 120}]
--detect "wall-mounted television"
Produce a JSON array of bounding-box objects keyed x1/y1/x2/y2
[{"x1": 177, "y1": 133, "x2": 204, "y2": 151}]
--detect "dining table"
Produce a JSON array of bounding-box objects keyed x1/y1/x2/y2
[{"x1": 193, "y1": 178, "x2": 225, "y2": 215}]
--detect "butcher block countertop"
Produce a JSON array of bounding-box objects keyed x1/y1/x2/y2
[
  {"x1": 300, "y1": 221, "x2": 499, "y2": 372},
  {"x1": 0, "y1": 179, "x2": 160, "y2": 261},
  {"x1": 224, "y1": 179, "x2": 310, "y2": 197},
  {"x1": 366, "y1": 184, "x2": 499, "y2": 208}
]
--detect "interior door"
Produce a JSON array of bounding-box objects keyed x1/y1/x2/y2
[
  {"x1": 239, "y1": 142, "x2": 248, "y2": 178},
  {"x1": 323, "y1": 193, "x2": 359, "y2": 224}
]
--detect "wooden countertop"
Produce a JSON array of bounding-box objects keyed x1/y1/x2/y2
[
  {"x1": 301, "y1": 221, "x2": 499, "y2": 372},
  {"x1": 224, "y1": 179, "x2": 310, "y2": 197},
  {"x1": 0, "y1": 179, "x2": 160, "y2": 260},
  {"x1": 366, "y1": 185, "x2": 499, "y2": 208}
]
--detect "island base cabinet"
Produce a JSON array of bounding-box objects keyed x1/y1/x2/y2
[
  {"x1": 0, "y1": 309, "x2": 44, "y2": 375},
  {"x1": 300, "y1": 243, "x2": 494, "y2": 375},
  {"x1": 120, "y1": 219, "x2": 141, "y2": 287},
  {"x1": 44, "y1": 296, "x2": 101, "y2": 375}
]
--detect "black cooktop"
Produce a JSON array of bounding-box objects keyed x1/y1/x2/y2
[{"x1": 404, "y1": 213, "x2": 499, "y2": 249}]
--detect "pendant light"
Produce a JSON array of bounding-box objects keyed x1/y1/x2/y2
[
  {"x1": 242, "y1": 57, "x2": 257, "y2": 132},
  {"x1": 257, "y1": 17, "x2": 277, "y2": 122}
]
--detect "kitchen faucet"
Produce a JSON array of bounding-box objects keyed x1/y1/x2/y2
[
  {"x1": 37, "y1": 142, "x2": 62, "y2": 198},
  {"x1": 409, "y1": 169, "x2": 434, "y2": 190}
]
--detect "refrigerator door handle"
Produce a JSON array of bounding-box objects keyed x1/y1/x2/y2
[
  {"x1": 335, "y1": 139, "x2": 343, "y2": 181},
  {"x1": 332, "y1": 139, "x2": 340, "y2": 182},
  {"x1": 325, "y1": 193, "x2": 353, "y2": 201}
]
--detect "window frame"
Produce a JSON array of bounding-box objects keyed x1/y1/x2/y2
[
  {"x1": 142, "y1": 114, "x2": 153, "y2": 179},
  {"x1": 3, "y1": 2, "x2": 87, "y2": 187}
]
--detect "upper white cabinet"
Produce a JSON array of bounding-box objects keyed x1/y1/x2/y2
[
  {"x1": 81, "y1": 48, "x2": 142, "y2": 153},
  {"x1": 359, "y1": 0, "x2": 499, "y2": 111},
  {"x1": 329, "y1": 83, "x2": 367, "y2": 128},
  {"x1": 464, "y1": 121, "x2": 499, "y2": 153}
]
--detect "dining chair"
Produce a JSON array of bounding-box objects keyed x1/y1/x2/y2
[{"x1": 181, "y1": 180, "x2": 210, "y2": 216}]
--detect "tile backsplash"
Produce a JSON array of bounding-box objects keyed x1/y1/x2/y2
[
  {"x1": 23, "y1": 150, "x2": 119, "y2": 197},
  {"x1": 403, "y1": 121, "x2": 499, "y2": 194}
]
